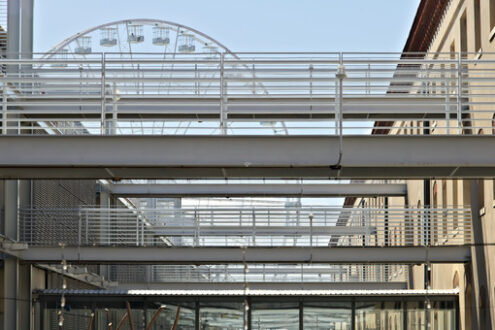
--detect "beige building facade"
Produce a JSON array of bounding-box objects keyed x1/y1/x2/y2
[{"x1": 350, "y1": 0, "x2": 495, "y2": 328}]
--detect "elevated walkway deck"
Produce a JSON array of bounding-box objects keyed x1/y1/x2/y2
[{"x1": 1, "y1": 135, "x2": 495, "y2": 179}]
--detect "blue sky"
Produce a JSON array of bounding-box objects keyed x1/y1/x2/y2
[{"x1": 34, "y1": 0, "x2": 420, "y2": 53}]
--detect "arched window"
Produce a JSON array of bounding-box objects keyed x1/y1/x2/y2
[
  {"x1": 453, "y1": 271, "x2": 459, "y2": 289},
  {"x1": 492, "y1": 114, "x2": 495, "y2": 201},
  {"x1": 433, "y1": 182, "x2": 438, "y2": 243}
]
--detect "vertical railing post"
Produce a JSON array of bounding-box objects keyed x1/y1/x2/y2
[
  {"x1": 366, "y1": 63, "x2": 371, "y2": 95},
  {"x1": 78, "y1": 211, "x2": 82, "y2": 247},
  {"x1": 252, "y1": 209, "x2": 256, "y2": 246},
  {"x1": 219, "y1": 52, "x2": 226, "y2": 134},
  {"x1": 194, "y1": 210, "x2": 198, "y2": 247},
  {"x1": 195, "y1": 64, "x2": 199, "y2": 95},
  {"x1": 333, "y1": 53, "x2": 346, "y2": 168},
  {"x1": 100, "y1": 54, "x2": 106, "y2": 135},
  {"x1": 457, "y1": 52, "x2": 463, "y2": 133},
  {"x1": 309, "y1": 212, "x2": 313, "y2": 248},
  {"x1": 111, "y1": 82, "x2": 118, "y2": 135},
  {"x1": 445, "y1": 77, "x2": 450, "y2": 134},
  {"x1": 136, "y1": 215, "x2": 139, "y2": 246},
  {"x1": 2, "y1": 81, "x2": 7, "y2": 135},
  {"x1": 337, "y1": 54, "x2": 345, "y2": 137},
  {"x1": 85, "y1": 211, "x2": 89, "y2": 245},
  {"x1": 309, "y1": 64, "x2": 313, "y2": 97},
  {"x1": 141, "y1": 219, "x2": 145, "y2": 246}
]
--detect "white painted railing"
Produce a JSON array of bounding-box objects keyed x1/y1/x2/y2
[
  {"x1": 1, "y1": 52, "x2": 495, "y2": 135},
  {"x1": 19, "y1": 206, "x2": 472, "y2": 247},
  {"x1": 107, "y1": 264, "x2": 408, "y2": 284}
]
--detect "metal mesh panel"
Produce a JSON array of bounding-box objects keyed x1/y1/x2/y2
[
  {"x1": 32, "y1": 180, "x2": 96, "y2": 208},
  {"x1": 31, "y1": 180, "x2": 97, "y2": 274},
  {"x1": 29, "y1": 180, "x2": 96, "y2": 245},
  {"x1": 109, "y1": 264, "x2": 148, "y2": 283}
]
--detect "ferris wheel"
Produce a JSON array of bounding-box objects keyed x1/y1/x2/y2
[
  {"x1": 40, "y1": 19, "x2": 276, "y2": 135},
  {"x1": 44, "y1": 18, "x2": 234, "y2": 59}
]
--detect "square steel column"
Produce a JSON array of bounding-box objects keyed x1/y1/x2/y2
[{"x1": 3, "y1": 180, "x2": 18, "y2": 330}]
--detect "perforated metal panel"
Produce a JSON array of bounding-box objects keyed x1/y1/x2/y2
[{"x1": 32, "y1": 180, "x2": 96, "y2": 208}]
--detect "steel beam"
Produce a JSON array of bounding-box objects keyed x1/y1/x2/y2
[
  {"x1": 17, "y1": 95, "x2": 457, "y2": 120},
  {"x1": 154, "y1": 225, "x2": 376, "y2": 236},
  {"x1": 114, "y1": 282, "x2": 408, "y2": 290},
  {"x1": 17, "y1": 246, "x2": 471, "y2": 264},
  {"x1": 0, "y1": 135, "x2": 494, "y2": 179},
  {"x1": 108, "y1": 183, "x2": 407, "y2": 197}
]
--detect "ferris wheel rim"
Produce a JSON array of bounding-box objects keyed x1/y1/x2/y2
[{"x1": 43, "y1": 18, "x2": 237, "y2": 57}]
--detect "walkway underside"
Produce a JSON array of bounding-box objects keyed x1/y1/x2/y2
[
  {"x1": 17, "y1": 246, "x2": 471, "y2": 264},
  {"x1": 0, "y1": 135, "x2": 494, "y2": 179},
  {"x1": 108, "y1": 183, "x2": 407, "y2": 197}
]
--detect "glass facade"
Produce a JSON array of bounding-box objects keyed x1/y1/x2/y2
[
  {"x1": 251, "y1": 302, "x2": 299, "y2": 330},
  {"x1": 200, "y1": 301, "x2": 244, "y2": 329},
  {"x1": 37, "y1": 295, "x2": 458, "y2": 330},
  {"x1": 304, "y1": 302, "x2": 352, "y2": 330},
  {"x1": 355, "y1": 301, "x2": 403, "y2": 330}
]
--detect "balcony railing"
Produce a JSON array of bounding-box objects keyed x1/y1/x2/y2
[
  {"x1": 1, "y1": 52, "x2": 495, "y2": 135},
  {"x1": 105, "y1": 264, "x2": 408, "y2": 284},
  {"x1": 19, "y1": 206, "x2": 472, "y2": 248}
]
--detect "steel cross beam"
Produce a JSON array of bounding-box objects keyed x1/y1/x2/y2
[
  {"x1": 0, "y1": 135, "x2": 494, "y2": 179},
  {"x1": 17, "y1": 246, "x2": 471, "y2": 264},
  {"x1": 108, "y1": 183, "x2": 407, "y2": 197}
]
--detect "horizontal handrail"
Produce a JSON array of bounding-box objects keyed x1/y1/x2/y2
[
  {"x1": 107, "y1": 263, "x2": 408, "y2": 284},
  {"x1": 19, "y1": 206, "x2": 472, "y2": 248},
  {"x1": 0, "y1": 52, "x2": 494, "y2": 136}
]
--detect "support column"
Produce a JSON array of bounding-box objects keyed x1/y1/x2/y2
[
  {"x1": 3, "y1": 0, "x2": 33, "y2": 318},
  {"x1": 3, "y1": 180, "x2": 18, "y2": 330},
  {"x1": 17, "y1": 263, "x2": 31, "y2": 329},
  {"x1": 469, "y1": 180, "x2": 492, "y2": 329},
  {"x1": 20, "y1": 0, "x2": 33, "y2": 58},
  {"x1": 99, "y1": 190, "x2": 111, "y2": 280},
  {"x1": 7, "y1": 0, "x2": 20, "y2": 57}
]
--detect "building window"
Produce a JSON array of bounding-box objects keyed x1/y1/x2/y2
[
  {"x1": 442, "y1": 180, "x2": 448, "y2": 237},
  {"x1": 475, "y1": 0, "x2": 482, "y2": 51},
  {"x1": 433, "y1": 181, "x2": 438, "y2": 243},
  {"x1": 491, "y1": 0, "x2": 495, "y2": 34},
  {"x1": 492, "y1": 115, "x2": 495, "y2": 200},
  {"x1": 452, "y1": 271, "x2": 459, "y2": 289},
  {"x1": 460, "y1": 11, "x2": 468, "y2": 55}
]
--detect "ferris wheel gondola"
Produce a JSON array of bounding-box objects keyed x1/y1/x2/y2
[{"x1": 42, "y1": 18, "x2": 269, "y2": 135}]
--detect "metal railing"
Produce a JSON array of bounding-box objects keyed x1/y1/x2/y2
[
  {"x1": 106, "y1": 264, "x2": 408, "y2": 284},
  {"x1": 19, "y1": 206, "x2": 472, "y2": 247},
  {"x1": 1, "y1": 52, "x2": 495, "y2": 135}
]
